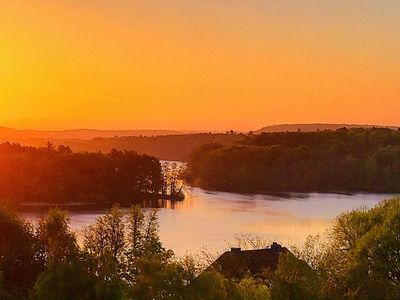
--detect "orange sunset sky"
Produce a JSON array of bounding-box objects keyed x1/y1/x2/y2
[{"x1": 1, "y1": 1, "x2": 399, "y2": 131}]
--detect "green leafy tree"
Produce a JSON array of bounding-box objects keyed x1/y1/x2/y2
[
  {"x1": 33, "y1": 261, "x2": 96, "y2": 300},
  {"x1": 0, "y1": 206, "x2": 44, "y2": 298},
  {"x1": 127, "y1": 205, "x2": 145, "y2": 258},
  {"x1": 266, "y1": 253, "x2": 321, "y2": 300},
  {"x1": 236, "y1": 277, "x2": 271, "y2": 300},
  {"x1": 36, "y1": 209, "x2": 78, "y2": 265},
  {"x1": 319, "y1": 198, "x2": 400, "y2": 299},
  {"x1": 83, "y1": 205, "x2": 126, "y2": 285}
]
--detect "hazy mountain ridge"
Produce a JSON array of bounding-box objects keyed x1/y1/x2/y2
[
  {"x1": 0, "y1": 128, "x2": 242, "y2": 161},
  {"x1": 53, "y1": 133, "x2": 243, "y2": 161},
  {"x1": 256, "y1": 123, "x2": 399, "y2": 133},
  {"x1": 0, "y1": 126, "x2": 183, "y2": 140}
]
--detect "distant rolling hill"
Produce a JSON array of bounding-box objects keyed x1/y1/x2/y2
[
  {"x1": 1, "y1": 133, "x2": 243, "y2": 161},
  {"x1": 0, "y1": 126, "x2": 183, "y2": 141},
  {"x1": 49, "y1": 133, "x2": 243, "y2": 161},
  {"x1": 0, "y1": 126, "x2": 242, "y2": 161},
  {"x1": 255, "y1": 123, "x2": 399, "y2": 134}
]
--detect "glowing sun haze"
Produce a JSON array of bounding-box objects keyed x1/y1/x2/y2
[{"x1": 1, "y1": 0, "x2": 399, "y2": 131}]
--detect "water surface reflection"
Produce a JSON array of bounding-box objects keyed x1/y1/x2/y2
[{"x1": 21, "y1": 188, "x2": 396, "y2": 255}]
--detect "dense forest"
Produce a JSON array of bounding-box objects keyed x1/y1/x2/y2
[
  {"x1": 1, "y1": 198, "x2": 399, "y2": 299},
  {"x1": 186, "y1": 127, "x2": 400, "y2": 193},
  {"x1": 0, "y1": 143, "x2": 172, "y2": 206}
]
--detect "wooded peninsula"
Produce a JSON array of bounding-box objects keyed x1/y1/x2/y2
[
  {"x1": 0, "y1": 143, "x2": 184, "y2": 207},
  {"x1": 186, "y1": 127, "x2": 400, "y2": 193}
]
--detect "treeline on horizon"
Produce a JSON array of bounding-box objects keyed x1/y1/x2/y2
[
  {"x1": 0, "y1": 143, "x2": 164, "y2": 205},
  {"x1": 20, "y1": 132, "x2": 243, "y2": 161},
  {"x1": 186, "y1": 127, "x2": 400, "y2": 193},
  {"x1": 1, "y1": 198, "x2": 399, "y2": 299},
  {"x1": 6, "y1": 125, "x2": 398, "y2": 162}
]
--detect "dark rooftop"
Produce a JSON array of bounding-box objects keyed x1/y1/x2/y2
[{"x1": 207, "y1": 242, "x2": 290, "y2": 279}]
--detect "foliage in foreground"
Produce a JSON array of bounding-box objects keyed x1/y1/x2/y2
[
  {"x1": 281, "y1": 197, "x2": 400, "y2": 300},
  {"x1": 0, "y1": 205, "x2": 270, "y2": 300},
  {"x1": 1, "y1": 197, "x2": 400, "y2": 299}
]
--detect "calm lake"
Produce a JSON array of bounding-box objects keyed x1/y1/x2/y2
[{"x1": 21, "y1": 188, "x2": 396, "y2": 256}]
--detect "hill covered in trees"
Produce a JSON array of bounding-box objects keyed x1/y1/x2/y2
[
  {"x1": 44, "y1": 133, "x2": 244, "y2": 161},
  {"x1": 186, "y1": 127, "x2": 400, "y2": 193},
  {"x1": 0, "y1": 126, "x2": 243, "y2": 161}
]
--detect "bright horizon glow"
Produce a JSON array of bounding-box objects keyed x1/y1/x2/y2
[{"x1": 1, "y1": 1, "x2": 400, "y2": 131}]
